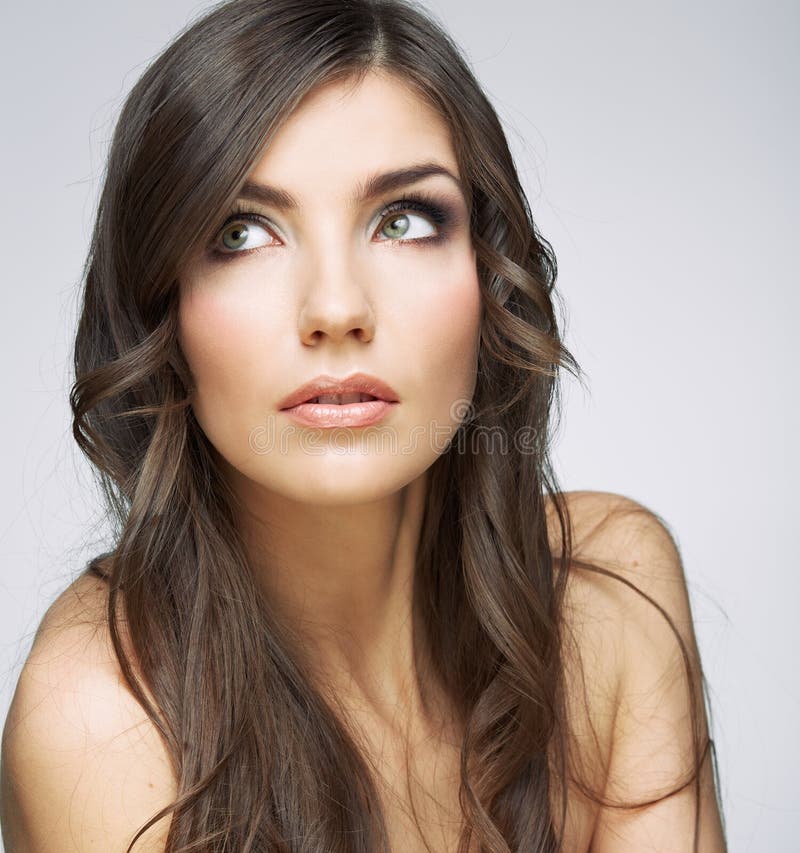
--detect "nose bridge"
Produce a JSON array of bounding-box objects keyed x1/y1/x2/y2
[{"x1": 297, "y1": 227, "x2": 375, "y2": 344}]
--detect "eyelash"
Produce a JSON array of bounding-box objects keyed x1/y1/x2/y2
[{"x1": 207, "y1": 191, "x2": 455, "y2": 262}]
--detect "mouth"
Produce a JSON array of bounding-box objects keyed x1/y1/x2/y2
[
  {"x1": 303, "y1": 393, "x2": 380, "y2": 405},
  {"x1": 277, "y1": 373, "x2": 400, "y2": 411},
  {"x1": 281, "y1": 392, "x2": 396, "y2": 429}
]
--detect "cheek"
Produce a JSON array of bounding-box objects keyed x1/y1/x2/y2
[
  {"x1": 177, "y1": 281, "x2": 281, "y2": 432},
  {"x1": 403, "y1": 252, "x2": 482, "y2": 400}
]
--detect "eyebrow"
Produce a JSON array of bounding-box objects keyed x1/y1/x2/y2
[{"x1": 235, "y1": 162, "x2": 465, "y2": 211}]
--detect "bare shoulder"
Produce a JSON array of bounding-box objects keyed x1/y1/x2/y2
[
  {"x1": 544, "y1": 489, "x2": 694, "y2": 653},
  {"x1": 544, "y1": 490, "x2": 727, "y2": 851},
  {"x1": 1, "y1": 572, "x2": 177, "y2": 852},
  {"x1": 547, "y1": 488, "x2": 698, "y2": 643}
]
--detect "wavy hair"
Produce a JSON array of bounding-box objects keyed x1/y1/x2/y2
[{"x1": 70, "y1": 0, "x2": 723, "y2": 849}]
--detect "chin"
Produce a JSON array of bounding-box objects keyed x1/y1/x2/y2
[{"x1": 264, "y1": 454, "x2": 431, "y2": 507}]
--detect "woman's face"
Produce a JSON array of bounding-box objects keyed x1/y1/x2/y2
[{"x1": 178, "y1": 70, "x2": 481, "y2": 506}]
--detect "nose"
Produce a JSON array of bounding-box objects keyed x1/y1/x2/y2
[{"x1": 297, "y1": 248, "x2": 376, "y2": 346}]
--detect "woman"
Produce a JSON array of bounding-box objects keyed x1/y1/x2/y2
[{"x1": 0, "y1": 0, "x2": 726, "y2": 850}]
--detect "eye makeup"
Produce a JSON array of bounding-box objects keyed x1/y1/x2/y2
[{"x1": 206, "y1": 189, "x2": 463, "y2": 263}]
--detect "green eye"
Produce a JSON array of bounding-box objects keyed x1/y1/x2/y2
[
  {"x1": 222, "y1": 223, "x2": 248, "y2": 250},
  {"x1": 383, "y1": 215, "x2": 411, "y2": 239},
  {"x1": 218, "y1": 218, "x2": 272, "y2": 253},
  {"x1": 374, "y1": 196, "x2": 452, "y2": 245},
  {"x1": 378, "y1": 212, "x2": 436, "y2": 241}
]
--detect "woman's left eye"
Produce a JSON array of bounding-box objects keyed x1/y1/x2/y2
[{"x1": 374, "y1": 198, "x2": 450, "y2": 245}]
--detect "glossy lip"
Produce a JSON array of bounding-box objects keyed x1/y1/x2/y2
[
  {"x1": 277, "y1": 372, "x2": 401, "y2": 410},
  {"x1": 281, "y1": 399, "x2": 396, "y2": 428}
]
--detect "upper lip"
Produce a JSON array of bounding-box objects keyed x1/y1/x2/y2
[{"x1": 278, "y1": 372, "x2": 400, "y2": 409}]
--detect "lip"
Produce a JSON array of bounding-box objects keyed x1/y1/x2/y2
[
  {"x1": 281, "y1": 398, "x2": 396, "y2": 428},
  {"x1": 277, "y1": 372, "x2": 400, "y2": 411}
]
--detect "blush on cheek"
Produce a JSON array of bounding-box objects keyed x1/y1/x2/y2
[
  {"x1": 178, "y1": 286, "x2": 262, "y2": 373},
  {"x1": 416, "y1": 263, "x2": 482, "y2": 391},
  {"x1": 435, "y1": 260, "x2": 481, "y2": 338}
]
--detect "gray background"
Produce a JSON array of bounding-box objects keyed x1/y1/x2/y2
[{"x1": 1, "y1": 0, "x2": 797, "y2": 849}]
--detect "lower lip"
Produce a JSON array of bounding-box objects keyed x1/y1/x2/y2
[{"x1": 280, "y1": 399, "x2": 397, "y2": 428}]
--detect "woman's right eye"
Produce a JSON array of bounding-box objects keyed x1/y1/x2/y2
[{"x1": 211, "y1": 214, "x2": 275, "y2": 260}]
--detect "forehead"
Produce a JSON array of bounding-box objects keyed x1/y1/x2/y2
[{"x1": 245, "y1": 71, "x2": 461, "y2": 207}]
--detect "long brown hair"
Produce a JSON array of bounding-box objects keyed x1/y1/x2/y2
[{"x1": 69, "y1": 0, "x2": 724, "y2": 849}]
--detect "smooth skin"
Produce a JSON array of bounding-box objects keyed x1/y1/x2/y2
[{"x1": 0, "y1": 69, "x2": 726, "y2": 851}]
